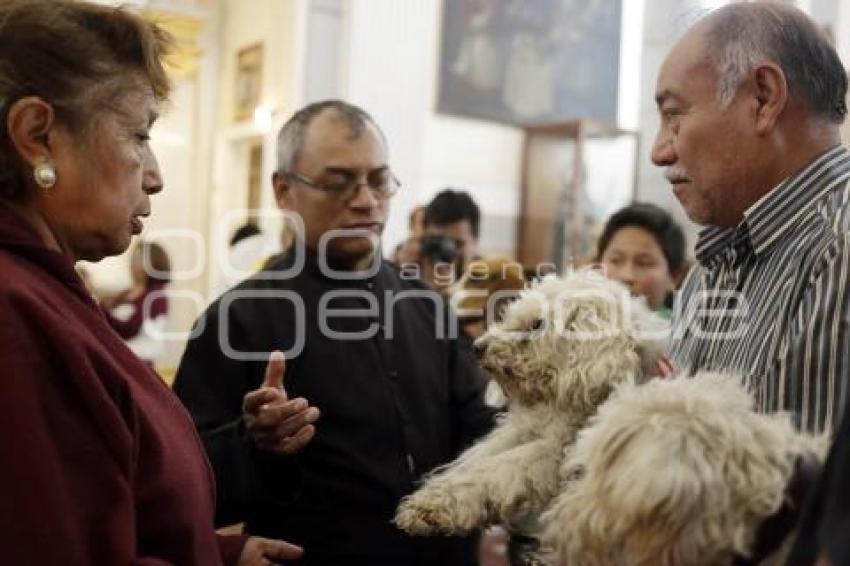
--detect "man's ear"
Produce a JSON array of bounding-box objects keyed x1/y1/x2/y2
[
  {"x1": 272, "y1": 171, "x2": 291, "y2": 209},
  {"x1": 752, "y1": 62, "x2": 788, "y2": 135},
  {"x1": 6, "y1": 96, "x2": 57, "y2": 167}
]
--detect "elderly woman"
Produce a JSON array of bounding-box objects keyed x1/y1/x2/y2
[{"x1": 0, "y1": 2, "x2": 300, "y2": 564}]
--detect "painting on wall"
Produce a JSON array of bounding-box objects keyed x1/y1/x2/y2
[
  {"x1": 234, "y1": 43, "x2": 263, "y2": 122},
  {"x1": 438, "y1": 0, "x2": 622, "y2": 126}
]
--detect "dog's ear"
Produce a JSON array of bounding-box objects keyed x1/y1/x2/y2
[{"x1": 553, "y1": 292, "x2": 618, "y2": 336}]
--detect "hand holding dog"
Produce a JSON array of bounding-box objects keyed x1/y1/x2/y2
[
  {"x1": 243, "y1": 351, "x2": 320, "y2": 455},
  {"x1": 650, "y1": 355, "x2": 676, "y2": 378}
]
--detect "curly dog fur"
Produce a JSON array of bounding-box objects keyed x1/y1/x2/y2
[
  {"x1": 540, "y1": 373, "x2": 825, "y2": 566},
  {"x1": 394, "y1": 271, "x2": 666, "y2": 536}
]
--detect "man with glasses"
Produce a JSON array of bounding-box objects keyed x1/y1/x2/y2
[{"x1": 174, "y1": 100, "x2": 493, "y2": 565}]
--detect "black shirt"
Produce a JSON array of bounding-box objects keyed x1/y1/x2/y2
[
  {"x1": 174, "y1": 251, "x2": 495, "y2": 565},
  {"x1": 786, "y1": 401, "x2": 850, "y2": 565}
]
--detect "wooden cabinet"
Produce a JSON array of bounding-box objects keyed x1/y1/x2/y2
[{"x1": 517, "y1": 120, "x2": 639, "y2": 273}]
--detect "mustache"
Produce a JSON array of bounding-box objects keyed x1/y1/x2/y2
[{"x1": 665, "y1": 167, "x2": 690, "y2": 183}]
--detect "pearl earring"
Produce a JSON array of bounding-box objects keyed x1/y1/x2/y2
[{"x1": 33, "y1": 158, "x2": 57, "y2": 190}]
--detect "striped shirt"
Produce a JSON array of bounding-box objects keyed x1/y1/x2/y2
[{"x1": 670, "y1": 145, "x2": 850, "y2": 432}]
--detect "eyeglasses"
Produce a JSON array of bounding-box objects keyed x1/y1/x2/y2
[{"x1": 284, "y1": 169, "x2": 401, "y2": 201}]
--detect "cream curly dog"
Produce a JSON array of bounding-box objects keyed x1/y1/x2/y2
[
  {"x1": 541, "y1": 373, "x2": 825, "y2": 566},
  {"x1": 394, "y1": 271, "x2": 666, "y2": 536}
]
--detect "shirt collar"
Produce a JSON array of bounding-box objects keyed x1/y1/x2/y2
[
  {"x1": 292, "y1": 243, "x2": 386, "y2": 285},
  {"x1": 0, "y1": 204, "x2": 95, "y2": 305},
  {"x1": 695, "y1": 145, "x2": 850, "y2": 265},
  {"x1": 694, "y1": 225, "x2": 736, "y2": 266}
]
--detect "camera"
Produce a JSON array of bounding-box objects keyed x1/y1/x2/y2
[{"x1": 419, "y1": 234, "x2": 459, "y2": 264}]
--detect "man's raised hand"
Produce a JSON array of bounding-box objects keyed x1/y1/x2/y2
[{"x1": 242, "y1": 350, "x2": 320, "y2": 455}]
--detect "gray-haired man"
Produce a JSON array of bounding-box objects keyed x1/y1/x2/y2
[
  {"x1": 656, "y1": 2, "x2": 850, "y2": 434},
  {"x1": 175, "y1": 100, "x2": 493, "y2": 565}
]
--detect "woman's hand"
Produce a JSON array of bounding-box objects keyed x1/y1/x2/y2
[{"x1": 238, "y1": 536, "x2": 303, "y2": 565}]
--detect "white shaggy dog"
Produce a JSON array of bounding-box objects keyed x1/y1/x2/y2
[
  {"x1": 394, "y1": 271, "x2": 666, "y2": 536},
  {"x1": 541, "y1": 373, "x2": 824, "y2": 566}
]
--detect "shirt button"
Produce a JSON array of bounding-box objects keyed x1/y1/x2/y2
[{"x1": 387, "y1": 370, "x2": 398, "y2": 380}]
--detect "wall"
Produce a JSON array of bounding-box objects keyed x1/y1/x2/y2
[
  {"x1": 87, "y1": 0, "x2": 308, "y2": 369},
  {"x1": 215, "y1": 0, "x2": 303, "y2": 129},
  {"x1": 205, "y1": 0, "x2": 305, "y2": 298},
  {"x1": 338, "y1": 0, "x2": 521, "y2": 258},
  {"x1": 339, "y1": 0, "x2": 644, "y2": 259}
]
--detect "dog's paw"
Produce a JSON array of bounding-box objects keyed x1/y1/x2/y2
[
  {"x1": 394, "y1": 489, "x2": 478, "y2": 535},
  {"x1": 394, "y1": 497, "x2": 448, "y2": 535}
]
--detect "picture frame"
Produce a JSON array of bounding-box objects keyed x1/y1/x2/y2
[
  {"x1": 234, "y1": 43, "x2": 263, "y2": 122},
  {"x1": 437, "y1": 0, "x2": 622, "y2": 126}
]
